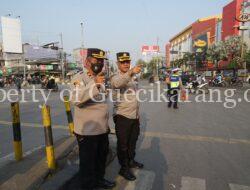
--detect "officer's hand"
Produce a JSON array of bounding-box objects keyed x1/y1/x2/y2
[
  {"x1": 94, "y1": 74, "x2": 105, "y2": 87},
  {"x1": 132, "y1": 65, "x2": 142, "y2": 75}
]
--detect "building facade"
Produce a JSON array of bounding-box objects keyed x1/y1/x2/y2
[
  {"x1": 222, "y1": 0, "x2": 243, "y2": 40},
  {"x1": 169, "y1": 25, "x2": 193, "y2": 62},
  {"x1": 166, "y1": 0, "x2": 249, "y2": 71}
]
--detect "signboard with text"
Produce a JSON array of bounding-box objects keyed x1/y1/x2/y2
[{"x1": 142, "y1": 45, "x2": 160, "y2": 53}]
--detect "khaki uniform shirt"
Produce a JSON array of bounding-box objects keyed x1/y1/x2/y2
[
  {"x1": 111, "y1": 71, "x2": 139, "y2": 119},
  {"x1": 70, "y1": 72, "x2": 109, "y2": 136}
]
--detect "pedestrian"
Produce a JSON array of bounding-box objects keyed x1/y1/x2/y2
[
  {"x1": 15, "y1": 76, "x2": 22, "y2": 92},
  {"x1": 165, "y1": 68, "x2": 171, "y2": 99},
  {"x1": 168, "y1": 68, "x2": 183, "y2": 109},
  {"x1": 111, "y1": 52, "x2": 144, "y2": 181},
  {"x1": 70, "y1": 48, "x2": 116, "y2": 190}
]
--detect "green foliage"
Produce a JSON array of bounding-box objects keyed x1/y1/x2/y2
[
  {"x1": 206, "y1": 36, "x2": 247, "y2": 68},
  {"x1": 207, "y1": 41, "x2": 227, "y2": 62},
  {"x1": 244, "y1": 51, "x2": 250, "y2": 69}
]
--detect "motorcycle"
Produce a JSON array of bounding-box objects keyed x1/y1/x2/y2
[
  {"x1": 0, "y1": 78, "x2": 4, "y2": 88},
  {"x1": 209, "y1": 78, "x2": 227, "y2": 87},
  {"x1": 186, "y1": 76, "x2": 209, "y2": 94},
  {"x1": 47, "y1": 79, "x2": 59, "y2": 91},
  {"x1": 41, "y1": 78, "x2": 59, "y2": 91},
  {"x1": 228, "y1": 77, "x2": 243, "y2": 88}
]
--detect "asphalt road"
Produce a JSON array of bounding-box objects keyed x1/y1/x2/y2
[{"x1": 0, "y1": 82, "x2": 250, "y2": 190}]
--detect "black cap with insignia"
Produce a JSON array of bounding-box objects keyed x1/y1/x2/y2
[
  {"x1": 87, "y1": 48, "x2": 107, "y2": 60},
  {"x1": 117, "y1": 52, "x2": 131, "y2": 62}
]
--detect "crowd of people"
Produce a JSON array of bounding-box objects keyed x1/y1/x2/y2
[{"x1": 0, "y1": 74, "x2": 61, "y2": 91}]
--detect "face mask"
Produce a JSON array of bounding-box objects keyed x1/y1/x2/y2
[{"x1": 91, "y1": 63, "x2": 104, "y2": 75}]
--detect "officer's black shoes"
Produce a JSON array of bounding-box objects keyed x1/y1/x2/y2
[
  {"x1": 174, "y1": 106, "x2": 179, "y2": 109},
  {"x1": 119, "y1": 169, "x2": 136, "y2": 181},
  {"x1": 96, "y1": 179, "x2": 116, "y2": 189},
  {"x1": 129, "y1": 160, "x2": 144, "y2": 169}
]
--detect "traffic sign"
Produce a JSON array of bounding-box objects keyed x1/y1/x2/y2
[{"x1": 237, "y1": 13, "x2": 250, "y2": 22}]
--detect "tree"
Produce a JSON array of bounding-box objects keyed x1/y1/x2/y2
[
  {"x1": 136, "y1": 59, "x2": 147, "y2": 67},
  {"x1": 206, "y1": 36, "x2": 247, "y2": 69},
  {"x1": 244, "y1": 50, "x2": 250, "y2": 69},
  {"x1": 207, "y1": 41, "x2": 227, "y2": 64}
]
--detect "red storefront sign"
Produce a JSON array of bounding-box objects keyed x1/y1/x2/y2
[{"x1": 142, "y1": 45, "x2": 160, "y2": 53}]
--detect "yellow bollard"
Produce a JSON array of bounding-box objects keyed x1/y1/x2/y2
[
  {"x1": 41, "y1": 105, "x2": 56, "y2": 170},
  {"x1": 63, "y1": 96, "x2": 74, "y2": 136},
  {"x1": 11, "y1": 102, "x2": 23, "y2": 161}
]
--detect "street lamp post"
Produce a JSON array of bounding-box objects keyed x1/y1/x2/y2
[
  {"x1": 80, "y1": 22, "x2": 84, "y2": 68},
  {"x1": 59, "y1": 33, "x2": 65, "y2": 82},
  {"x1": 80, "y1": 22, "x2": 84, "y2": 49}
]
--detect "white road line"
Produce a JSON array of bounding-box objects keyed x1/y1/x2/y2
[
  {"x1": 181, "y1": 177, "x2": 206, "y2": 190},
  {"x1": 0, "y1": 145, "x2": 44, "y2": 168},
  {"x1": 114, "y1": 169, "x2": 155, "y2": 190},
  {"x1": 229, "y1": 184, "x2": 250, "y2": 190}
]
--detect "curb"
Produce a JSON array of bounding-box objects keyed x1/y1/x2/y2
[
  {"x1": 40, "y1": 141, "x2": 117, "y2": 190},
  {"x1": 0, "y1": 136, "x2": 77, "y2": 190}
]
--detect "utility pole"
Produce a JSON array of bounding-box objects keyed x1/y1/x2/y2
[
  {"x1": 22, "y1": 44, "x2": 26, "y2": 80},
  {"x1": 80, "y1": 22, "x2": 84, "y2": 67},
  {"x1": 60, "y1": 33, "x2": 65, "y2": 82},
  {"x1": 80, "y1": 22, "x2": 84, "y2": 48},
  {"x1": 156, "y1": 36, "x2": 159, "y2": 81},
  {"x1": 240, "y1": 1, "x2": 248, "y2": 80}
]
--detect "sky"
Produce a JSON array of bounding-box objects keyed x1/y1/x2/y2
[{"x1": 0, "y1": 0, "x2": 231, "y2": 61}]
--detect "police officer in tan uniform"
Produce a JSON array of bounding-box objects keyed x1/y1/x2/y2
[
  {"x1": 71, "y1": 48, "x2": 115, "y2": 190},
  {"x1": 111, "y1": 52, "x2": 143, "y2": 181}
]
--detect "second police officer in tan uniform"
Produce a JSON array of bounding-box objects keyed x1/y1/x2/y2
[
  {"x1": 111, "y1": 52, "x2": 144, "y2": 181},
  {"x1": 71, "y1": 48, "x2": 115, "y2": 190}
]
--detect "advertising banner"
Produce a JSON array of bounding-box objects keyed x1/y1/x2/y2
[{"x1": 1, "y1": 17, "x2": 22, "y2": 53}]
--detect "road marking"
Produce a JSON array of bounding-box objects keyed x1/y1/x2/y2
[
  {"x1": 0, "y1": 145, "x2": 44, "y2": 168},
  {"x1": 0, "y1": 120, "x2": 68, "y2": 130},
  {"x1": 110, "y1": 129, "x2": 250, "y2": 146},
  {"x1": 1, "y1": 120, "x2": 250, "y2": 146},
  {"x1": 113, "y1": 169, "x2": 155, "y2": 190},
  {"x1": 181, "y1": 177, "x2": 206, "y2": 190},
  {"x1": 229, "y1": 184, "x2": 250, "y2": 190},
  {"x1": 140, "y1": 130, "x2": 250, "y2": 145}
]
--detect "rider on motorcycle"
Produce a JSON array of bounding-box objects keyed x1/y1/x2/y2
[{"x1": 215, "y1": 73, "x2": 222, "y2": 84}]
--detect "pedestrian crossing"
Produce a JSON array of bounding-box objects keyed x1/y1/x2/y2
[
  {"x1": 180, "y1": 177, "x2": 206, "y2": 190},
  {"x1": 179, "y1": 177, "x2": 250, "y2": 190},
  {"x1": 71, "y1": 159, "x2": 250, "y2": 190},
  {"x1": 228, "y1": 184, "x2": 250, "y2": 190},
  {"x1": 112, "y1": 171, "x2": 250, "y2": 190},
  {"x1": 113, "y1": 169, "x2": 155, "y2": 190}
]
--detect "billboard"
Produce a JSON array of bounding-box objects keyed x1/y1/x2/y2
[
  {"x1": 193, "y1": 33, "x2": 208, "y2": 65},
  {"x1": 24, "y1": 44, "x2": 59, "y2": 60},
  {"x1": 1, "y1": 16, "x2": 22, "y2": 53},
  {"x1": 72, "y1": 48, "x2": 87, "y2": 68},
  {"x1": 142, "y1": 45, "x2": 160, "y2": 53}
]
